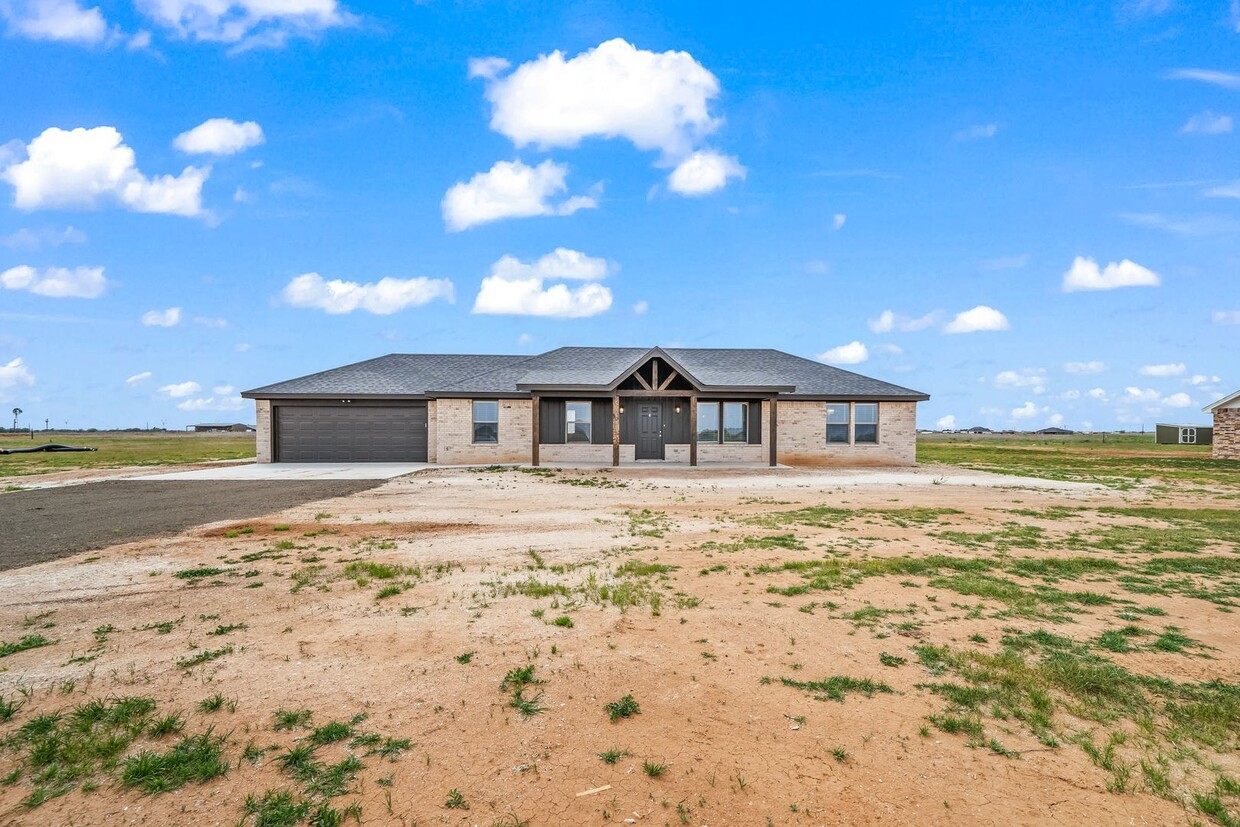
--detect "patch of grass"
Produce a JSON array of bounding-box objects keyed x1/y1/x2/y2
[
  {"x1": 273, "y1": 708, "x2": 313, "y2": 731},
  {"x1": 455, "y1": 652, "x2": 474, "y2": 664},
  {"x1": 206, "y1": 623, "x2": 247, "y2": 636},
  {"x1": 625, "y1": 509, "x2": 672, "y2": 537},
  {"x1": 879, "y1": 652, "x2": 907, "y2": 668},
  {"x1": 642, "y1": 760, "x2": 667, "y2": 778},
  {"x1": 375, "y1": 584, "x2": 402, "y2": 599},
  {"x1": 0, "y1": 635, "x2": 54, "y2": 658},
  {"x1": 605, "y1": 694, "x2": 642, "y2": 721},
  {"x1": 598, "y1": 748, "x2": 628, "y2": 764},
  {"x1": 120, "y1": 732, "x2": 228, "y2": 794},
  {"x1": 310, "y1": 722, "x2": 354, "y2": 745},
  {"x1": 780, "y1": 675, "x2": 894, "y2": 702},
  {"x1": 702, "y1": 534, "x2": 806, "y2": 553},
  {"x1": 1, "y1": 696, "x2": 25, "y2": 721},
  {"x1": 343, "y1": 561, "x2": 419, "y2": 582},
  {"x1": 551, "y1": 615, "x2": 574, "y2": 628},
  {"x1": 614, "y1": 559, "x2": 676, "y2": 577},
  {"x1": 244, "y1": 789, "x2": 312, "y2": 827},
  {"x1": 175, "y1": 646, "x2": 232, "y2": 669},
  {"x1": 445, "y1": 788, "x2": 468, "y2": 809},
  {"x1": 173, "y1": 567, "x2": 229, "y2": 580}
]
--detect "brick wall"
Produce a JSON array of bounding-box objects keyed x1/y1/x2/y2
[
  {"x1": 777, "y1": 400, "x2": 917, "y2": 467},
  {"x1": 427, "y1": 400, "x2": 437, "y2": 463},
  {"x1": 699, "y1": 443, "x2": 765, "y2": 463},
  {"x1": 539, "y1": 444, "x2": 635, "y2": 464},
  {"x1": 436, "y1": 398, "x2": 532, "y2": 465},
  {"x1": 254, "y1": 399, "x2": 272, "y2": 463},
  {"x1": 1214, "y1": 407, "x2": 1240, "y2": 460}
]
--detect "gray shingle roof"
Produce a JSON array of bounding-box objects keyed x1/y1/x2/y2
[{"x1": 244, "y1": 347, "x2": 929, "y2": 400}]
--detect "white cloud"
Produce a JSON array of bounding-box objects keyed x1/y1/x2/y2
[
  {"x1": 233, "y1": 342, "x2": 251, "y2": 352},
  {"x1": 1164, "y1": 392, "x2": 1193, "y2": 408},
  {"x1": 125, "y1": 371, "x2": 152, "y2": 386},
  {"x1": 177, "y1": 393, "x2": 244, "y2": 411},
  {"x1": 1088, "y1": 387, "x2": 1109, "y2": 402},
  {"x1": 1124, "y1": 386, "x2": 1162, "y2": 404},
  {"x1": 211, "y1": 384, "x2": 234, "y2": 395},
  {"x1": 2, "y1": 126, "x2": 207, "y2": 217},
  {"x1": 173, "y1": 118, "x2": 264, "y2": 155},
  {"x1": 127, "y1": 29, "x2": 151, "y2": 50},
  {"x1": 134, "y1": 0, "x2": 351, "y2": 49},
  {"x1": 1205, "y1": 181, "x2": 1240, "y2": 198},
  {"x1": 142, "y1": 307, "x2": 182, "y2": 327},
  {"x1": 1139, "y1": 362, "x2": 1185, "y2": 377},
  {"x1": 1011, "y1": 401, "x2": 1042, "y2": 419},
  {"x1": 1064, "y1": 360, "x2": 1106, "y2": 375},
  {"x1": 0, "y1": 357, "x2": 35, "y2": 400},
  {"x1": 954, "y1": 123, "x2": 998, "y2": 141},
  {"x1": 516, "y1": 333, "x2": 534, "y2": 345},
  {"x1": 666, "y1": 149, "x2": 745, "y2": 196},
  {"x1": 632, "y1": 300, "x2": 648, "y2": 315},
  {"x1": 441, "y1": 159, "x2": 597, "y2": 231},
  {"x1": 867, "y1": 309, "x2": 940, "y2": 333},
  {"x1": 944, "y1": 305, "x2": 1009, "y2": 334},
  {"x1": 1, "y1": 225, "x2": 86, "y2": 250},
  {"x1": 1164, "y1": 68, "x2": 1240, "y2": 90},
  {"x1": 1213, "y1": 310, "x2": 1240, "y2": 325},
  {"x1": 482, "y1": 38, "x2": 722, "y2": 160},
  {"x1": 472, "y1": 250, "x2": 613, "y2": 318},
  {"x1": 0, "y1": 0, "x2": 107, "y2": 43},
  {"x1": 1, "y1": 264, "x2": 107, "y2": 298},
  {"x1": 280, "y1": 272, "x2": 454, "y2": 315},
  {"x1": 467, "y1": 56, "x2": 510, "y2": 80},
  {"x1": 1188, "y1": 374, "x2": 1221, "y2": 386},
  {"x1": 1121, "y1": 212, "x2": 1238, "y2": 235},
  {"x1": 1180, "y1": 111, "x2": 1232, "y2": 135},
  {"x1": 193, "y1": 316, "x2": 228, "y2": 328},
  {"x1": 875, "y1": 343, "x2": 903, "y2": 355},
  {"x1": 1061, "y1": 389, "x2": 1081, "y2": 400},
  {"x1": 817, "y1": 341, "x2": 869, "y2": 365},
  {"x1": 159, "y1": 379, "x2": 201, "y2": 398},
  {"x1": 1047, "y1": 413, "x2": 1065, "y2": 426},
  {"x1": 935, "y1": 414, "x2": 957, "y2": 430},
  {"x1": 1062, "y1": 256, "x2": 1160, "y2": 292},
  {"x1": 993, "y1": 368, "x2": 1046, "y2": 393},
  {"x1": 832, "y1": 213, "x2": 847, "y2": 230}
]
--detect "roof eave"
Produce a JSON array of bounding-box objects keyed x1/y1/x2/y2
[{"x1": 241, "y1": 392, "x2": 430, "y2": 400}]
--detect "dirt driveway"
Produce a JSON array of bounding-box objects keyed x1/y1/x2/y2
[{"x1": 0, "y1": 480, "x2": 382, "y2": 570}]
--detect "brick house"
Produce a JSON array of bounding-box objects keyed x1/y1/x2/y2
[
  {"x1": 241, "y1": 347, "x2": 929, "y2": 467},
  {"x1": 1204, "y1": 389, "x2": 1240, "y2": 460}
]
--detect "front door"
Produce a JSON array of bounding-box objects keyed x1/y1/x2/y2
[{"x1": 636, "y1": 402, "x2": 663, "y2": 459}]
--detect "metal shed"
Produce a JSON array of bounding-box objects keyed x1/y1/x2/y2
[{"x1": 1155, "y1": 423, "x2": 1213, "y2": 445}]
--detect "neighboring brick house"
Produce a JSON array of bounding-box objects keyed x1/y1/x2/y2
[
  {"x1": 1204, "y1": 389, "x2": 1240, "y2": 460},
  {"x1": 241, "y1": 347, "x2": 929, "y2": 467}
]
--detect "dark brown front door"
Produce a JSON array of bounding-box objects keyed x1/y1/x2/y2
[{"x1": 636, "y1": 402, "x2": 663, "y2": 459}]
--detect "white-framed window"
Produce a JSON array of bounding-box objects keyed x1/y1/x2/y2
[
  {"x1": 472, "y1": 400, "x2": 499, "y2": 444},
  {"x1": 1181, "y1": 427, "x2": 1196, "y2": 444},
  {"x1": 566, "y1": 401, "x2": 592, "y2": 443},
  {"x1": 722, "y1": 402, "x2": 748, "y2": 443},
  {"x1": 855, "y1": 403, "x2": 879, "y2": 443},
  {"x1": 826, "y1": 403, "x2": 850, "y2": 443}
]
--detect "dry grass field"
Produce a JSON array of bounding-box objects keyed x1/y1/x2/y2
[
  {"x1": 0, "y1": 432, "x2": 255, "y2": 482},
  {"x1": 0, "y1": 439, "x2": 1237, "y2": 826}
]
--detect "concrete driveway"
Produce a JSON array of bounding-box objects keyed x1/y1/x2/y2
[{"x1": 126, "y1": 462, "x2": 429, "y2": 481}]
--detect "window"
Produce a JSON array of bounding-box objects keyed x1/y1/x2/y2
[
  {"x1": 566, "y1": 401, "x2": 592, "y2": 443},
  {"x1": 472, "y1": 400, "x2": 498, "y2": 444},
  {"x1": 696, "y1": 403, "x2": 720, "y2": 443},
  {"x1": 826, "y1": 403, "x2": 849, "y2": 443},
  {"x1": 1181, "y1": 427, "x2": 1196, "y2": 444},
  {"x1": 854, "y1": 403, "x2": 879, "y2": 443},
  {"x1": 722, "y1": 402, "x2": 748, "y2": 443}
]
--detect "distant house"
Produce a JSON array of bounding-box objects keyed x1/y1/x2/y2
[
  {"x1": 966, "y1": 426, "x2": 992, "y2": 434},
  {"x1": 241, "y1": 346, "x2": 930, "y2": 466},
  {"x1": 1035, "y1": 427, "x2": 1075, "y2": 435},
  {"x1": 1155, "y1": 423, "x2": 1213, "y2": 446},
  {"x1": 189, "y1": 423, "x2": 255, "y2": 433},
  {"x1": 1203, "y1": 390, "x2": 1240, "y2": 459}
]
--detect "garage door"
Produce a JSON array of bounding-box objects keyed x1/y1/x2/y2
[{"x1": 276, "y1": 405, "x2": 427, "y2": 462}]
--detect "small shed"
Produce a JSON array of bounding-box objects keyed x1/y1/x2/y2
[
  {"x1": 1155, "y1": 423, "x2": 1213, "y2": 445},
  {"x1": 1203, "y1": 390, "x2": 1240, "y2": 459},
  {"x1": 189, "y1": 423, "x2": 255, "y2": 433}
]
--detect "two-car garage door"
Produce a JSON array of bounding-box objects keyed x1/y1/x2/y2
[{"x1": 275, "y1": 404, "x2": 427, "y2": 462}]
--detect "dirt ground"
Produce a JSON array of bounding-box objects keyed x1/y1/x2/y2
[
  {"x1": 0, "y1": 464, "x2": 1236, "y2": 826},
  {"x1": 0, "y1": 481, "x2": 383, "y2": 570}
]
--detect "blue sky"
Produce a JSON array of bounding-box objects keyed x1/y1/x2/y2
[{"x1": 0, "y1": 0, "x2": 1236, "y2": 430}]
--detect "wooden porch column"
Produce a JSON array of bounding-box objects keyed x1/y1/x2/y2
[
  {"x1": 531, "y1": 395, "x2": 540, "y2": 467},
  {"x1": 689, "y1": 395, "x2": 698, "y2": 467},
  {"x1": 612, "y1": 396, "x2": 620, "y2": 467},
  {"x1": 769, "y1": 396, "x2": 779, "y2": 467}
]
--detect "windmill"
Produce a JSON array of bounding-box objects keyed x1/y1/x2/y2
[{"x1": 11, "y1": 407, "x2": 21, "y2": 430}]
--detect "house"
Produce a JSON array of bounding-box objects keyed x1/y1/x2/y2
[
  {"x1": 1203, "y1": 390, "x2": 1240, "y2": 459},
  {"x1": 1154, "y1": 423, "x2": 1213, "y2": 446},
  {"x1": 188, "y1": 423, "x2": 256, "y2": 433},
  {"x1": 1035, "y1": 427, "x2": 1075, "y2": 435},
  {"x1": 241, "y1": 347, "x2": 929, "y2": 467}
]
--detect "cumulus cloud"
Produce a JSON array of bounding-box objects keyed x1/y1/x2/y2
[
  {"x1": 1088, "y1": 387, "x2": 1109, "y2": 402},
  {"x1": 1011, "y1": 401, "x2": 1043, "y2": 419},
  {"x1": 177, "y1": 394, "x2": 244, "y2": 411},
  {"x1": 1062, "y1": 256, "x2": 1160, "y2": 292},
  {"x1": 467, "y1": 56, "x2": 510, "y2": 80},
  {"x1": 2, "y1": 127, "x2": 207, "y2": 217},
  {"x1": 867, "y1": 309, "x2": 940, "y2": 333},
  {"x1": 1180, "y1": 111, "x2": 1232, "y2": 135},
  {"x1": 944, "y1": 305, "x2": 1009, "y2": 334},
  {"x1": 832, "y1": 213, "x2": 847, "y2": 230},
  {"x1": 472, "y1": 250, "x2": 613, "y2": 318},
  {"x1": 0, "y1": 357, "x2": 35, "y2": 400},
  {"x1": 173, "y1": 118, "x2": 264, "y2": 155},
  {"x1": 1124, "y1": 386, "x2": 1162, "y2": 404},
  {"x1": 1, "y1": 264, "x2": 107, "y2": 298},
  {"x1": 141, "y1": 307, "x2": 182, "y2": 327},
  {"x1": 817, "y1": 341, "x2": 869, "y2": 365},
  {"x1": 632, "y1": 300, "x2": 648, "y2": 315},
  {"x1": 875, "y1": 343, "x2": 904, "y2": 355},
  {"x1": 482, "y1": 38, "x2": 722, "y2": 160},
  {"x1": 441, "y1": 159, "x2": 597, "y2": 231},
  {"x1": 1164, "y1": 392, "x2": 1192, "y2": 408},
  {"x1": 280, "y1": 273, "x2": 454, "y2": 315},
  {"x1": 125, "y1": 371, "x2": 152, "y2": 386},
  {"x1": 1188, "y1": 374, "x2": 1221, "y2": 386},
  {"x1": 666, "y1": 149, "x2": 745, "y2": 196},
  {"x1": 134, "y1": 0, "x2": 352, "y2": 50},
  {"x1": 936, "y1": 414, "x2": 957, "y2": 430},
  {"x1": 1062, "y1": 389, "x2": 1081, "y2": 400},
  {"x1": 1064, "y1": 360, "x2": 1106, "y2": 375},
  {"x1": 159, "y1": 379, "x2": 201, "y2": 398},
  {"x1": 1139, "y1": 362, "x2": 1185, "y2": 377},
  {"x1": 0, "y1": 0, "x2": 107, "y2": 43},
  {"x1": 993, "y1": 368, "x2": 1046, "y2": 393},
  {"x1": 954, "y1": 123, "x2": 998, "y2": 141},
  {"x1": 1, "y1": 225, "x2": 86, "y2": 250},
  {"x1": 1212, "y1": 310, "x2": 1240, "y2": 325}
]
